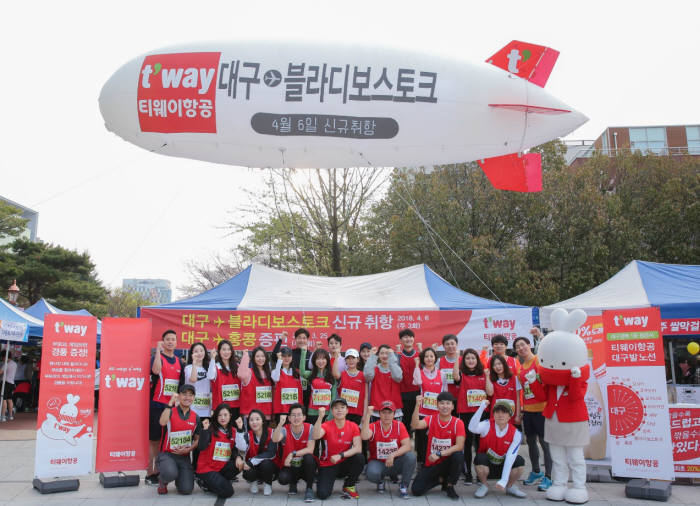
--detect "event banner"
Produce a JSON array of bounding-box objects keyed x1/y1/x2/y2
[
  {"x1": 141, "y1": 308, "x2": 532, "y2": 351},
  {"x1": 670, "y1": 406, "x2": 700, "y2": 477},
  {"x1": 96, "y1": 318, "x2": 152, "y2": 472},
  {"x1": 602, "y1": 308, "x2": 674, "y2": 480},
  {"x1": 0, "y1": 319, "x2": 28, "y2": 342},
  {"x1": 34, "y1": 314, "x2": 97, "y2": 479}
]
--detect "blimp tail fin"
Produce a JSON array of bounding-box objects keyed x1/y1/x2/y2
[
  {"x1": 478, "y1": 152, "x2": 542, "y2": 192},
  {"x1": 487, "y1": 41, "x2": 560, "y2": 88}
]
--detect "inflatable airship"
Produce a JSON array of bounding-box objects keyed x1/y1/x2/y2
[{"x1": 99, "y1": 40, "x2": 587, "y2": 192}]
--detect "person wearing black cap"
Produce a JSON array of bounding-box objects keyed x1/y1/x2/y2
[
  {"x1": 313, "y1": 397, "x2": 365, "y2": 500},
  {"x1": 156, "y1": 384, "x2": 201, "y2": 495},
  {"x1": 410, "y1": 391, "x2": 465, "y2": 500},
  {"x1": 359, "y1": 342, "x2": 372, "y2": 371},
  {"x1": 361, "y1": 400, "x2": 415, "y2": 498},
  {"x1": 272, "y1": 346, "x2": 304, "y2": 424}
]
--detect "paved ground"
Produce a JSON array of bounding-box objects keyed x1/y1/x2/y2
[{"x1": 0, "y1": 413, "x2": 697, "y2": 506}]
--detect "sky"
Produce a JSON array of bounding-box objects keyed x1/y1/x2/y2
[{"x1": 2, "y1": 1, "x2": 699, "y2": 301}]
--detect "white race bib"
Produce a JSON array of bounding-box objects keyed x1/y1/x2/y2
[
  {"x1": 281, "y1": 387, "x2": 299, "y2": 405},
  {"x1": 163, "y1": 378, "x2": 179, "y2": 396},
  {"x1": 442, "y1": 368, "x2": 454, "y2": 384},
  {"x1": 487, "y1": 447, "x2": 505, "y2": 465},
  {"x1": 341, "y1": 387, "x2": 360, "y2": 408},
  {"x1": 194, "y1": 392, "x2": 211, "y2": 408},
  {"x1": 376, "y1": 440, "x2": 398, "y2": 460},
  {"x1": 523, "y1": 382, "x2": 535, "y2": 400},
  {"x1": 169, "y1": 430, "x2": 191, "y2": 450},
  {"x1": 222, "y1": 383, "x2": 240, "y2": 401},
  {"x1": 256, "y1": 385, "x2": 272, "y2": 403},
  {"x1": 467, "y1": 389, "x2": 487, "y2": 407},
  {"x1": 312, "y1": 388, "x2": 331, "y2": 407},
  {"x1": 213, "y1": 441, "x2": 232, "y2": 462},
  {"x1": 422, "y1": 391, "x2": 438, "y2": 411},
  {"x1": 430, "y1": 437, "x2": 452, "y2": 456}
]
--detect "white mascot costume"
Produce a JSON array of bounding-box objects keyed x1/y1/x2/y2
[{"x1": 526, "y1": 308, "x2": 590, "y2": 504}]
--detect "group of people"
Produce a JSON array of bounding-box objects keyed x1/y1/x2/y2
[{"x1": 146, "y1": 326, "x2": 554, "y2": 501}]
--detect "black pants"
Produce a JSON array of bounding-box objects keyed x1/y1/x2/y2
[
  {"x1": 459, "y1": 410, "x2": 487, "y2": 476},
  {"x1": 474, "y1": 452, "x2": 525, "y2": 479},
  {"x1": 523, "y1": 410, "x2": 552, "y2": 477},
  {"x1": 278, "y1": 454, "x2": 316, "y2": 489},
  {"x1": 316, "y1": 453, "x2": 365, "y2": 500},
  {"x1": 157, "y1": 452, "x2": 194, "y2": 494},
  {"x1": 400, "y1": 391, "x2": 418, "y2": 436},
  {"x1": 242, "y1": 459, "x2": 278, "y2": 485},
  {"x1": 197, "y1": 459, "x2": 239, "y2": 498},
  {"x1": 411, "y1": 451, "x2": 464, "y2": 496}
]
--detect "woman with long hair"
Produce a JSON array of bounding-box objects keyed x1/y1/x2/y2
[
  {"x1": 411, "y1": 347, "x2": 448, "y2": 465},
  {"x1": 208, "y1": 341, "x2": 241, "y2": 421},
  {"x1": 238, "y1": 347, "x2": 273, "y2": 420},
  {"x1": 364, "y1": 344, "x2": 403, "y2": 421},
  {"x1": 300, "y1": 348, "x2": 337, "y2": 425},
  {"x1": 453, "y1": 348, "x2": 492, "y2": 484},
  {"x1": 185, "y1": 342, "x2": 212, "y2": 419},
  {"x1": 235, "y1": 409, "x2": 279, "y2": 496},
  {"x1": 272, "y1": 346, "x2": 303, "y2": 424},
  {"x1": 486, "y1": 355, "x2": 520, "y2": 423},
  {"x1": 195, "y1": 403, "x2": 240, "y2": 498}
]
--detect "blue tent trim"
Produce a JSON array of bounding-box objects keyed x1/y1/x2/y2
[
  {"x1": 636, "y1": 261, "x2": 700, "y2": 320},
  {"x1": 0, "y1": 298, "x2": 43, "y2": 337},
  {"x1": 25, "y1": 298, "x2": 101, "y2": 341}
]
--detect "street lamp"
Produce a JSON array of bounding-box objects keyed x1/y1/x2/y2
[{"x1": 7, "y1": 280, "x2": 19, "y2": 306}]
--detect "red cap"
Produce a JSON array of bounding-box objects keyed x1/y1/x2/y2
[{"x1": 379, "y1": 400, "x2": 396, "y2": 412}]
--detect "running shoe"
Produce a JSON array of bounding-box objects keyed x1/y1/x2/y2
[
  {"x1": 157, "y1": 482, "x2": 167, "y2": 495},
  {"x1": 263, "y1": 483, "x2": 272, "y2": 496},
  {"x1": 304, "y1": 488, "x2": 315, "y2": 502},
  {"x1": 399, "y1": 485, "x2": 410, "y2": 499},
  {"x1": 341, "y1": 485, "x2": 359, "y2": 499},
  {"x1": 249, "y1": 481, "x2": 259, "y2": 494},
  {"x1": 377, "y1": 480, "x2": 386, "y2": 494},
  {"x1": 507, "y1": 485, "x2": 527, "y2": 498},
  {"x1": 445, "y1": 485, "x2": 459, "y2": 500},
  {"x1": 523, "y1": 470, "x2": 544, "y2": 485},
  {"x1": 464, "y1": 473, "x2": 473, "y2": 485},
  {"x1": 289, "y1": 481, "x2": 298, "y2": 495},
  {"x1": 538, "y1": 476, "x2": 552, "y2": 491},
  {"x1": 144, "y1": 473, "x2": 159, "y2": 486},
  {"x1": 474, "y1": 484, "x2": 489, "y2": 498}
]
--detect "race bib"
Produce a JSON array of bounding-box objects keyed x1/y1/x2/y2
[
  {"x1": 467, "y1": 389, "x2": 487, "y2": 407},
  {"x1": 222, "y1": 383, "x2": 240, "y2": 401},
  {"x1": 169, "y1": 430, "x2": 191, "y2": 450},
  {"x1": 430, "y1": 437, "x2": 452, "y2": 456},
  {"x1": 341, "y1": 388, "x2": 360, "y2": 408},
  {"x1": 495, "y1": 398, "x2": 515, "y2": 413},
  {"x1": 163, "y1": 378, "x2": 179, "y2": 396},
  {"x1": 256, "y1": 385, "x2": 272, "y2": 403},
  {"x1": 194, "y1": 392, "x2": 211, "y2": 408},
  {"x1": 290, "y1": 455, "x2": 303, "y2": 467},
  {"x1": 280, "y1": 387, "x2": 299, "y2": 405},
  {"x1": 487, "y1": 447, "x2": 505, "y2": 465},
  {"x1": 213, "y1": 441, "x2": 232, "y2": 462},
  {"x1": 422, "y1": 391, "x2": 438, "y2": 411},
  {"x1": 312, "y1": 388, "x2": 331, "y2": 407},
  {"x1": 376, "y1": 440, "x2": 398, "y2": 460},
  {"x1": 523, "y1": 382, "x2": 535, "y2": 400},
  {"x1": 442, "y1": 369, "x2": 454, "y2": 384}
]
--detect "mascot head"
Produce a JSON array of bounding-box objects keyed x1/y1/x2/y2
[{"x1": 538, "y1": 308, "x2": 589, "y2": 385}]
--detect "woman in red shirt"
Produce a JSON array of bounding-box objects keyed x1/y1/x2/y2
[
  {"x1": 235, "y1": 409, "x2": 279, "y2": 496},
  {"x1": 208, "y1": 341, "x2": 241, "y2": 420},
  {"x1": 272, "y1": 347, "x2": 304, "y2": 424},
  {"x1": 411, "y1": 347, "x2": 447, "y2": 465},
  {"x1": 195, "y1": 404, "x2": 240, "y2": 498},
  {"x1": 486, "y1": 355, "x2": 520, "y2": 424},
  {"x1": 453, "y1": 348, "x2": 492, "y2": 484},
  {"x1": 238, "y1": 347, "x2": 273, "y2": 420}
]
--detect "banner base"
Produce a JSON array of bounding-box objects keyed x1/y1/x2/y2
[
  {"x1": 99, "y1": 472, "x2": 140, "y2": 488},
  {"x1": 32, "y1": 478, "x2": 80, "y2": 494},
  {"x1": 586, "y1": 464, "x2": 616, "y2": 483},
  {"x1": 625, "y1": 479, "x2": 672, "y2": 502}
]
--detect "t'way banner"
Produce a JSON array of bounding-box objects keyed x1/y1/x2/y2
[
  {"x1": 140, "y1": 308, "x2": 533, "y2": 351},
  {"x1": 34, "y1": 314, "x2": 97, "y2": 478},
  {"x1": 670, "y1": 406, "x2": 700, "y2": 478},
  {"x1": 96, "y1": 318, "x2": 152, "y2": 472},
  {"x1": 602, "y1": 308, "x2": 674, "y2": 480}
]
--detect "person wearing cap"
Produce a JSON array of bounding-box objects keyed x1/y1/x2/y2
[
  {"x1": 365, "y1": 344, "x2": 403, "y2": 421},
  {"x1": 313, "y1": 398, "x2": 365, "y2": 500},
  {"x1": 469, "y1": 399, "x2": 526, "y2": 499},
  {"x1": 361, "y1": 400, "x2": 415, "y2": 498},
  {"x1": 156, "y1": 384, "x2": 201, "y2": 495},
  {"x1": 396, "y1": 329, "x2": 421, "y2": 436},
  {"x1": 272, "y1": 346, "x2": 304, "y2": 424},
  {"x1": 411, "y1": 391, "x2": 465, "y2": 500},
  {"x1": 335, "y1": 348, "x2": 366, "y2": 425}
]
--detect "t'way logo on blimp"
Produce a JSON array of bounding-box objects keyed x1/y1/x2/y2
[
  {"x1": 483, "y1": 317, "x2": 516, "y2": 330},
  {"x1": 54, "y1": 321, "x2": 88, "y2": 336},
  {"x1": 138, "y1": 52, "x2": 220, "y2": 134},
  {"x1": 505, "y1": 48, "x2": 532, "y2": 74},
  {"x1": 613, "y1": 314, "x2": 649, "y2": 327}
]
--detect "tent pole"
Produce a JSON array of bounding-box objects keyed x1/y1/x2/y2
[
  {"x1": 0, "y1": 341, "x2": 9, "y2": 417},
  {"x1": 668, "y1": 339, "x2": 676, "y2": 385}
]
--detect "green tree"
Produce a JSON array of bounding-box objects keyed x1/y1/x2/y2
[
  {"x1": 0, "y1": 238, "x2": 108, "y2": 316},
  {"x1": 0, "y1": 201, "x2": 28, "y2": 242},
  {"x1": 105, "y1": 287, "x2": 156, "y2": 317}
]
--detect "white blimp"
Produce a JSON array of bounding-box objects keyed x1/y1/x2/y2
[{"x1": 99, "y1": 40, "x2": 587, "y2": 192}]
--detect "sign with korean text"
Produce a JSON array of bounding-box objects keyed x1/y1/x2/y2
[
  {"x1": 96, "y1": 318, "x2": 151, "y2": 472},
  {"x1": 669, "y1": 406, "x2": 700, "y2": 477},
  {"x1": 34, "y1": 315, "x2": 97, "y2": 478},
  {"x1": 602, "y1": 308, "x2": 674, "y2": 480},
  {"x1": 661, "y1": 318, "x2": 700, "y2": 336},
  {"x1": 0, "y1": 319, "x2": 28, "y2": 343}
]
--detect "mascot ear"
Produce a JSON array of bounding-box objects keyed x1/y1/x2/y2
[{"x1": 551, "y1": 308, "x2": 588, "y2": 333}]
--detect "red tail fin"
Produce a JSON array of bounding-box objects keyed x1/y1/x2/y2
[
  {"x1": 486, "y1": 41, "x2": 559, "y2": 88},
  {"x1": 477, "y1": 152, "x2": 542, "y2": 192}
]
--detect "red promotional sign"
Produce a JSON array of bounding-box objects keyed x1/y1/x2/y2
[
  {"x1": 577, "y1": 315, "x2": 606, "y2": 371},
  {"x1": 34, "y1": 314, "x2": 97, "y2": 478},
  {"x1": 670, "y1": 406, "x2": 700, "y2": 477},
  {"x1": 662, "y1": 318, "x2": 700, "y2": 335},
  {"x1": 602, "y1": 308, "x2": 663, "y2": 367},
  {"x1": 140, "y1": 308, "x2": 471, "y2": 351},
  {"x1": 138, "y1": 52, "x2": 220, "y2": 133},
  {"x1": 96, "y1": 318, "x2": 152, "y2": 472}
]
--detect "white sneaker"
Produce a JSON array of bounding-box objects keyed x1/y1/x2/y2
[
  {"x1": 474, "y1": 484, "x2": 489, "y2": 498},
  {"x1": 250, "y1": 481, "x2": 259, "y2": 494},
  {"x1": 506, "y1": 485, "x2": 526, "y2": 498},
  {"x1": 263, "y1": 483, "x2": 272, "y2": 496}
]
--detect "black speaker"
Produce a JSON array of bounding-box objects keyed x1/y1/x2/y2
[
  {"x1": 32, "y1": 478, "x2": 80, "y2": 494},
  {"x1": 99, "y1": 472, "x2": 140, "y2": 488}
]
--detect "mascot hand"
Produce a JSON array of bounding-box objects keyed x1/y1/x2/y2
[
  {"x1": 525, "y1": 369, "x2": 537, "y2": 383},
  {"x1": 570, "y1": 366, "x2": 581, "y2": 378}
]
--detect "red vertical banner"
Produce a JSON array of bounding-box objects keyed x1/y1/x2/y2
[
  {"x1": 670, "y1": 406, "x2": 700, "y2": 477},
  {"x1": 34, "y1": 314, "x2": 97, "y2": 478},
  {"x1": 96, "y1": 318, "x2": 152, "y2": 472}
]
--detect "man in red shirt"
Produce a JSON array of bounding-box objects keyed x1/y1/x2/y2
[
  {"x1": 313, "y1": 398, "x2": 365, "y2": 500},
  {"x1": 361, "y1": 400, "x2": 416, "y2": 498},
  {"x1": 396, "y1": 329, "x2": 420, "y2": 434},
  {"x1": 410, "y1": 392, "x2": 465, "y2": 500},
  {"x1": 272, "y1": 403, "x2": 317, "y2": 502},
  {"x1": 438, "y1": 335, "x2": 460, "y2": 403}
]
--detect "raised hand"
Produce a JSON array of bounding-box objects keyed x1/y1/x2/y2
[
  {"x1": 417, "y1": 342, "x2": 423, "y2": 351},
  {"x1": 395, "y1": 344, "x2": 401, "y2": 352},
  {"x1": 317, "y1": 407, "x2": 326, "y2": 418},
  {"x1": 156, "y1": 341, "x2": 164, "y2": 353},
  {"x1": 279, "y1": 414, "x2": 288, "y2": 425},
  {"x1": 235, "y1": 417, "x2": 244, "y2": 430},
  {"x1": 201, "y1": 418, "x2": 210, "y2": 430},
  {"x1": 209, "y1": 348, "x2": 217, "y2": 360},
  {"x1": 371, "y1": 346, "x2": 378, "y2": 355},
  {"x1": 169, "y1": 393, "x2": 179, "y2": 407}
]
